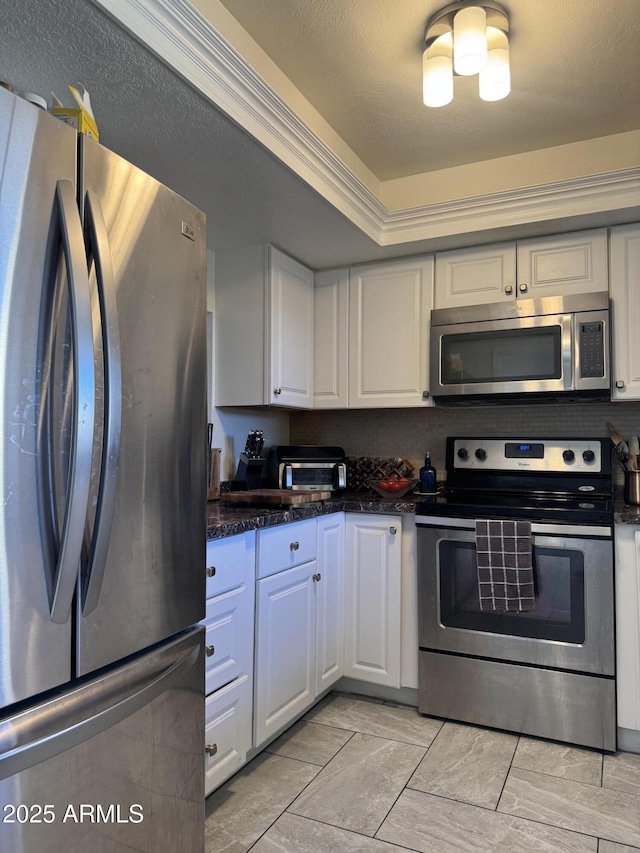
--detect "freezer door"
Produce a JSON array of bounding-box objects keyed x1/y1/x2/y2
[
  {"x1": 0, "y1": 89, "x2": 89, "y2": 706},
  {"x1": 0, "y1": 627, "x2": 204, "y2": 853},
  {"x1": 76, "y1": 137, "x2": 207, "y2": 675}
]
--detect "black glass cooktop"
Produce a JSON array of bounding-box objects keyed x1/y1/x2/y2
[{"x1": 416, "y1": 490, "x2": 613, "y2": 525}]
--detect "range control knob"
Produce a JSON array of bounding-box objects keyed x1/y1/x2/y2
[
  {"x1": 583, "y1": 449, "x2": 596, "y2": 463},
  {"x1": 475, "y1": 448, "x2": 487, "y2": 461},
  {"x1": 457, "y1": 448, "x2": 469, "y2": 460},
  {"x1": 562, "y1": 449, "x2": 575, "y2": 463}
]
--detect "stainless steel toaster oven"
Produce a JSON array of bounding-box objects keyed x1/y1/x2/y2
[{"x1": 266, "y1": 446, "x2": 347, "y2": 491}]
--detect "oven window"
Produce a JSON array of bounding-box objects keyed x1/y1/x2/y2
[
  {"x1": 438, "y1": 541, "x2": 585, "y2": 643},
  {"x1": 291, "y1": 468, "x2": 336, "y2": 486},
  {"x1": 440, "y1": 326, "x2": 562, "y2": 385}
]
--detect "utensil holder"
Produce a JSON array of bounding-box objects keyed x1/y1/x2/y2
[
  {"x1": 624, "y1": 470, "x2": 640, "y2": 505},
  {"x1": 208, "y1": 448, "x2": 221, "y2": 501}
]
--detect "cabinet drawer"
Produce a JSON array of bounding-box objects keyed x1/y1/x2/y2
[
  {"x1": 205, "y1": 675, "x2": 253, "y2": 796},
  {"x1": 202, "y1": 582, "x2": 254, "y2": 696},
  {"x1": 257, "y1": 518, "x2": 317, "y2": 579},
  {"x1": 206, "y1": 532, "x2": 255, "y2": 597}
]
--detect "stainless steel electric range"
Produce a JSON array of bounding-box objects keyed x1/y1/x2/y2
[{"x1": 415, "y1": 436, "x2": 615, "y2": 751}]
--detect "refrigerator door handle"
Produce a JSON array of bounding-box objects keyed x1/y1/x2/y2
[
  {"x1": 81, "y1": 190, "x2": 122, "y2": 615},
  {"x1": 0, "y1": 631, "x2": 202, "y2": 781},
  {"x1": 49, "y1": 180, "x2": 96, "y2": 624}
]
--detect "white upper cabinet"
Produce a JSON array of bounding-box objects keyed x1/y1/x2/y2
[
  {"x1": 215, "y1": 245, "x2": 314, "y2": 408},
  {"x1": 434, "y1": 229, "x2": 608, "y2": 310},
  {"x1": 610, "y1": 223, "x2": 640, "y2": 400},
  {"x1": 313, "y1": 268, "x2": 349, "y2": 409},
  {"x1": 435, "y1": 243, "x2": 516, "y2": 309},
  {"x1": 348, "y1": 256, "x2": 434, "y2": 407},
  {"x1": 516, "y1": 229, "x2": 608, "y2": 299}
]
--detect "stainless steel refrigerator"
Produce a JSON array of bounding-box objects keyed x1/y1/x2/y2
[{"x1": 0, "y1": 87, "x2": 206, "y2": 852}]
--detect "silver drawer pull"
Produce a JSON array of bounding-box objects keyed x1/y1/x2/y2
[
  {"x1": 312, "y1": 573, "x2": 322, "y2": 582},
  {"x1": 205, "y1": 645, "x2": 215, "y2": 657},
  {"x1": 389, "y1": 526, "x2": 397, "y2": 534},
  {"x1": 273, "y1": 387, "x2": 282, "y2": 396},
  {"x1": 207, "y1": 566, "x2": 216, "y2": 578},
  {"x1": 290, "y1": 541, "x2": 300, "y2": 551},
  {"x1": 505, "y1": 284, "x2": 513, "y2": 294},
  {"x1": 519, "y1": 283, "x2": 528, "y2": 292},
  {"x1": 616, "y1": 380, "x2": 625, "y2": 389},
  {"x1": 205, "y1": 743, "x2": 218, "y2": 757}
]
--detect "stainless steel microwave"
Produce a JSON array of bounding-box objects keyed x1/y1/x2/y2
[{"x1": 430, "y1": 292, "x2": 610, "y2": 404}]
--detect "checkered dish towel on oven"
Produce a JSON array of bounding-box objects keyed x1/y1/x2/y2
[{"x1": 475, "y1": 519, "x2": 535, "y2": 612}]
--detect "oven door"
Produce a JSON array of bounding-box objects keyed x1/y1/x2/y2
[
  {"x1": 430, "y1": 313, "x2": 572, "y2": 398},
  {"x1": 417, "y1": 518, "x2": 614, "y2": 676}
]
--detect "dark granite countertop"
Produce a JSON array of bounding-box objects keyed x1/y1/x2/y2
[
  {"x1": 207, "y1": 488, "x2": 640, "y2": 539},
  {"x1": 614, "y1": 488, "x2": 640, "y2": 524},
  {"x1": 207, "y1": 491, "x2": 423, "y2": 540}
]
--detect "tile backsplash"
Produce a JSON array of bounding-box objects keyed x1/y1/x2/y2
[{"x1": 290, "y1": 401, "x2": 640, "y2": 485}]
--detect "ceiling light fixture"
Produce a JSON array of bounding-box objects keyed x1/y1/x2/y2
[{"x1": 423, "y1": 1, "x2": 510, "y2": 108}]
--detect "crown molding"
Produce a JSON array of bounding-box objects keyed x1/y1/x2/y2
[{"x1": 91, "y1": 0, "x2": 640, "y2": 247}]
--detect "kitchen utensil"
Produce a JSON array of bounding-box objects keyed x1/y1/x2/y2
[
  {"x1": 629, "y1": 436, "x2": 640, "y2": 471},
  {"x1": 607, "y1": 422, "x2": 624, "y2": 447},
  {"x1": 624, "y1": 470, "x2": 640, "y2": 505}
]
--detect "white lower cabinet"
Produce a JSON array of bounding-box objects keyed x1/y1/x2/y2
[
  {"x1": 253, "y1": 514, "x2": 345, "y2": 747},
  {"x1": 202, "y1": 532, "x2": 255, "y2": 796},
  {"x1": 615, "y1": 525, "x2": 640, "y2": 735},
  {"x1": 344, "y1": 513, "x2": 402, "y2": 687}
]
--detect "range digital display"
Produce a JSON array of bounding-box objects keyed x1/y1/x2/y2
[{"x1": 504, "y1": 442, "x2": 545, "y2": 459}]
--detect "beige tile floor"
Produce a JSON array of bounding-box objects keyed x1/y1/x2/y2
[{"x1": 205, "y1": 692, "x2": 640, "y2": 853}]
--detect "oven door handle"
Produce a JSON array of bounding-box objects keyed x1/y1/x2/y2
[{"x1": 415, "y1": 516, "x2": 611, "y2": 538}]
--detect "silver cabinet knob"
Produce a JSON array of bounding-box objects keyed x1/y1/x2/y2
[
  {"x1": 205, "y1": 744, "x2": 218, "y2": 757},
  {"x1": 205, "y1": 645, "x2": 215, "y2": 657},
  {"x1": 422, "y1": 391, "x2": 430, "y2": 399},
  {"x1": 207, "y1": 566, "x2": 216, "y2": 578},
  {"x1": 519, "y1": 283, "x2": 528, "y2": 292},
  {"x1": 389, "y1": 526, "x2": 397, "y2": 534},
  {"x1": 273, "y1": 387, "x2": 282, "y2": 396},
  {"x1": 616, "y1": 380, "x2": 626, "y2": 389},
  {"x1": 290, "y1": 541, "x2": 300, "y2": 551},
  {"x1": 504, "y1": 284, "x2": 513, "y2": 295},
  {"x1": 312, "y1": 573, "x2": 322, "y2": 582}
]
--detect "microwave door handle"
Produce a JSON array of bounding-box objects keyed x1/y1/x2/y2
[
  {"x1": 337, "y1": 463, "x2": 347, "y2": 489},
  {"x1": 283, "y1": 463, "x2": 293, "y2": 489},
  {"x1": 562, "y1": 314, "x2": 573, "y2": 390},
  {"x1": 49, "y1": 181, "x2": 96, "y2": 624},
  {"x1": 81, "y1": 190, "x2": 122, "y2": 616}
]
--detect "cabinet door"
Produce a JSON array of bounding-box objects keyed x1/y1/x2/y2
[
  {"x1": 344, "y1": 514, "x2": 401, "y2": 687},
  {"x1": 615, "y1": 526, "x2": 640, "y2": 733},
  {"x1": 611, "y1": 224, "x2": 640, "y2": 400},
  {"x1": 267, "y1": 246, "x2": 314, "y2": 408},
  {"x1": 516, "y1": 229, "x2": 608, "y2": 299},
  {"x1": 434, "y1": 243, "x2": 516, "y2": 309},
  {"x1": 315, "y1": 514, "x2": 345, "y2": 694},
  {"x1": 314, "y1": 269, "x2": 349, "y2": 408},
  {"x1": 349, "y1": 257, "x2": 434, "y2": 407},
  {"x1": 254, "y1": 561, "x2": 317, "y2": 746}
]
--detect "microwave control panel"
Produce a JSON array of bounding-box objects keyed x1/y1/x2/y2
[{"x1": 579, "y1": 321, "x2": 605, "y2": 378}]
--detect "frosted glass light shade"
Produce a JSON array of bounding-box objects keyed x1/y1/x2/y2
[
  {"x1": 423, "y1": 48, "x2": 453, "y2": 108},
  {"x1": 453, "y1": 5, "x2": 487, "y2": 76},
  {"x1": 479, "y1": 27, "x2": 510, "y2": 101}
]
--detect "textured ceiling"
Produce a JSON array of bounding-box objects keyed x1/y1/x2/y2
[{"x1": 217, "y1": 0, "x2": 640, "y2": 180}]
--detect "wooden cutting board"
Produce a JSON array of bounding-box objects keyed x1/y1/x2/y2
[{"x1": 222, "y1": 489, "x2": 331, "y2": 506}]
